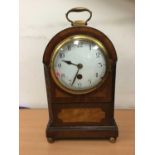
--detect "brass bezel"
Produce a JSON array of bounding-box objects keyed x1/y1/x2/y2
[{"x1": 50, "y1": 35, "x2": 110, "y2": 95}]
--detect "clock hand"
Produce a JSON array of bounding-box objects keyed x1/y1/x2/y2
[
  {"x1": 71, "y1": 68, "x2": 80, "y2": 86},
  {"x1": 62, "y1": 60, "x2": 78, "y2": 67},
  {"x1": 71, "y1": 63, "x2": 83, "y2": 86}
]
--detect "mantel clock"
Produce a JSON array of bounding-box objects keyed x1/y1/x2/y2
[{"x1": 43, "y1": 7, "x2": 119, "y2": 143}]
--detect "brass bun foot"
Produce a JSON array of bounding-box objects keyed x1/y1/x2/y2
[
  {"x1": 47, "y1": 137, "x2": 54, "y2": 143},
  {"x1": 109, "y1": 137, "x2": 116, "y2": 143}
]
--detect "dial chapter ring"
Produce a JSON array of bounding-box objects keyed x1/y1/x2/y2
[{"x1": 50, "y1": 35, "x2": 110, "y2": 95}]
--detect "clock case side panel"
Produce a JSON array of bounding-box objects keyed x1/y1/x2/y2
[
  {"x1": 44, "y1": 65, "x2": 55, "y2": 124},
  {"x1": 111, "y1": 62, "x2": 117, "y2": 118}
]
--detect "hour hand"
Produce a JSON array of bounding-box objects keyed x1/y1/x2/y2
[{"x1": 62, "y1": 60, "x2": 78, "y2": 66}]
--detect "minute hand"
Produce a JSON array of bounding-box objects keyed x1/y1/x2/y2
[
  {"x1": 71, "y1": 68, "x2": 80, "y2": 86},
  {"x1": 71, "y1": 63, "x2": 83, "y2": 86}
]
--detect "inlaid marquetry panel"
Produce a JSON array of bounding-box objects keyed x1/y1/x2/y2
[{"x1": 58, "y1": 108, "x2": 105, "y2": 123}]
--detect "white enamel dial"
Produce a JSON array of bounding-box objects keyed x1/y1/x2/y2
[{"x1": 51, "y1": 36, "x2": 108, "y2": 94}]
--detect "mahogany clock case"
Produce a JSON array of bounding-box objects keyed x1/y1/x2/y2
[{"x1": 43, "y1": 26, "x2": 118, "y2": 141}]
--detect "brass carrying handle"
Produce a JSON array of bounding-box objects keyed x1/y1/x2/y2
[{"x1": 66, "y1": 7, "x2": 92, "y2": 26}]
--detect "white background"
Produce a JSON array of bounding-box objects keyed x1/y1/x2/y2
[{"x1": 19, "y1": 0, "x2": 135, "y2": 108}]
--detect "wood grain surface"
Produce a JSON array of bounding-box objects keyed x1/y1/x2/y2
[{"x1": 20, "y1": 109, "x2": 134, "y2": 155}]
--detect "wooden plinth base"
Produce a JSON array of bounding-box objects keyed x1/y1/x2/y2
[{"x1": 46, "y1": 120, "x2": 118, "y2": 143}]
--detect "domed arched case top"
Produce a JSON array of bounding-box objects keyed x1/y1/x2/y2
[
  {"x1": 43, "y1": 7, "x2": 118, "y2": 142},
  {"x1": 43, "y1": 27, "x2": 117, "y2": 66}
]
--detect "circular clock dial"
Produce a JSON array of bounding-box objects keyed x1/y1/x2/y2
[{"x1": 50, "y1": 35, "x2": 109, "y2": 94}]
